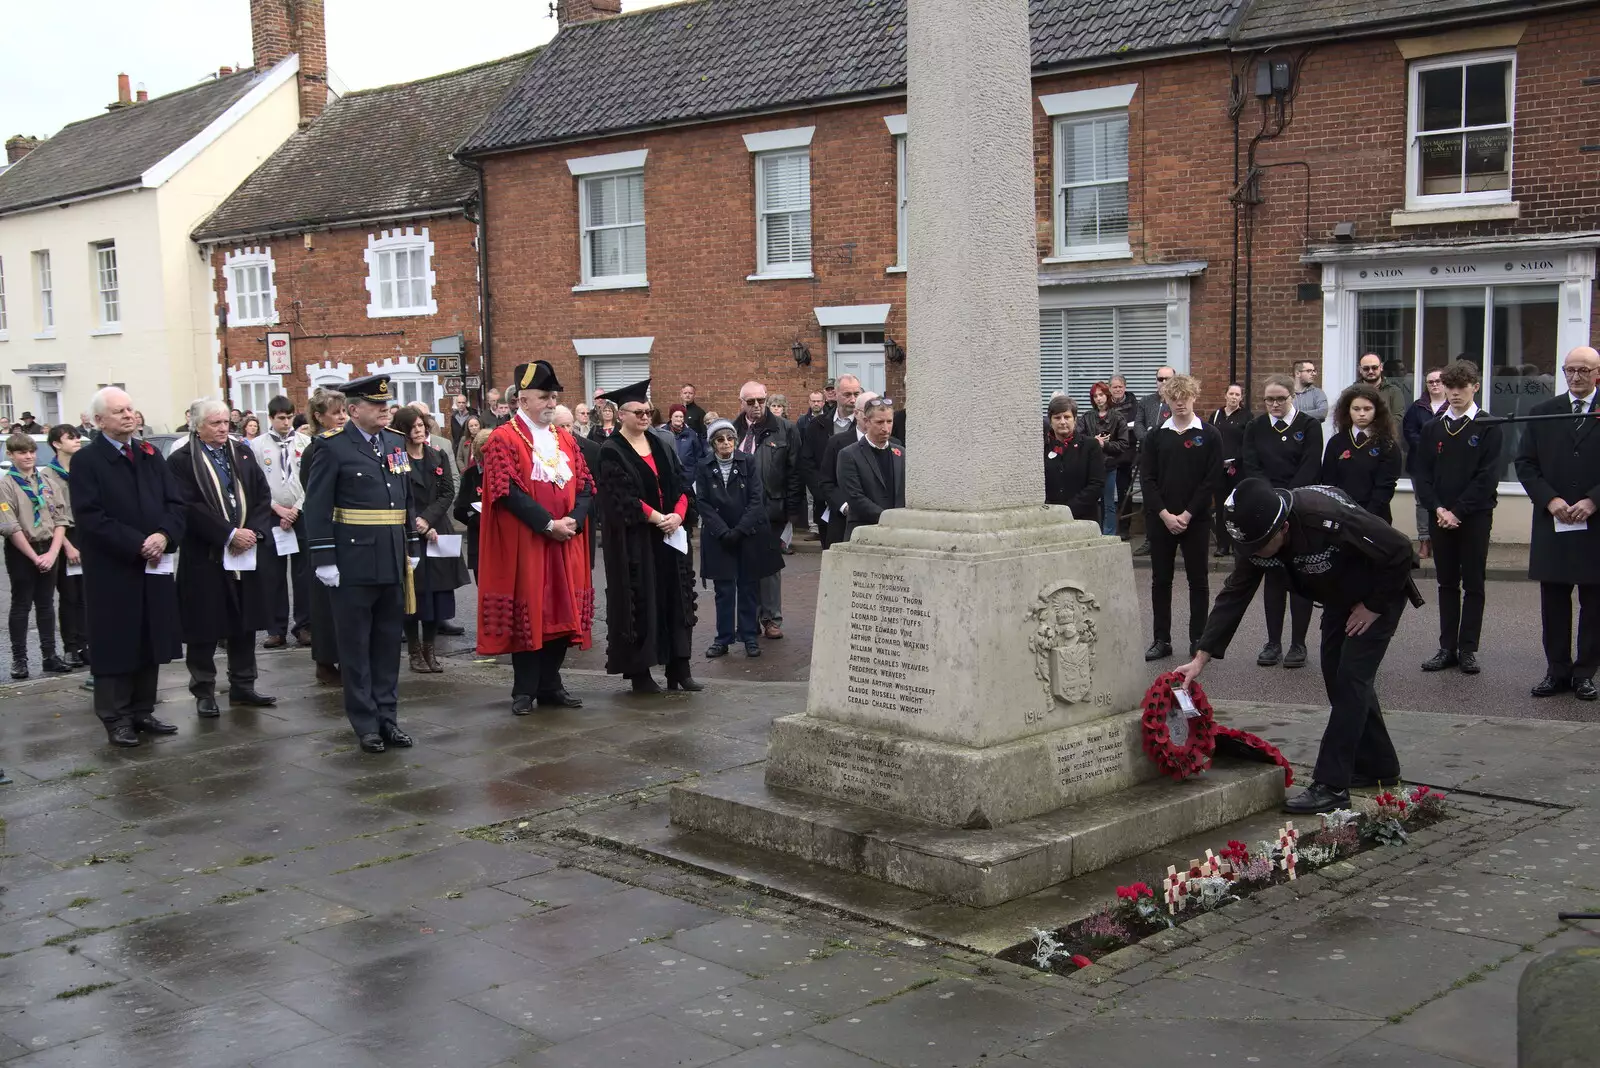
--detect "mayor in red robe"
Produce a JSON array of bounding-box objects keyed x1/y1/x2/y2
[{"x1": 476, "y1": 360, "x2": 594, "y2": 715}]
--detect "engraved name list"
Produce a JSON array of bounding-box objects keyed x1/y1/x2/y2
[{"x1": 846, "y1": 568, "x2": 937, "y2": 717}]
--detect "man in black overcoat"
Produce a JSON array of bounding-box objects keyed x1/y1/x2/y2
[
  {"x1": 819, "y1": 392, "x2": 870, "y2": 546},
  {"x1": 837, "y1": 398, "x2": 906, "y2": 540},
  {"x1": 170, "y1": 400, "x2": 278, "y2": 718},
  {"x1": 1518, "y1": 345, "x2": 1600, "y2": 701},
  {"x1": 801, "y1": 375, "x2": 861, "y2": 548},
  {"x1": 70, "y1": 388, "x2": 186, "y2": 746}
]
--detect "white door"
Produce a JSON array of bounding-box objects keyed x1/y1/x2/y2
[
  {"x1": 39, "y1": 390, "x2": 61, "y2": 426},
  {"x1": 828, "y1": 330, "x2": 886, "y2": 396}
]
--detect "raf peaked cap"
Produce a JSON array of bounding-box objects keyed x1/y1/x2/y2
[
  {"x1": 597, "y1": 378, "x2": 651, "y2": 408},
  {"x1": 340, "y1": 374, "x2": 394, "y2": 404},
  {"x1": 1224, "y1": 478, "x2": 1293, "y2": 553},
  {"x1": 514, "y1": 360, "x2": 563, "y2": 393}
]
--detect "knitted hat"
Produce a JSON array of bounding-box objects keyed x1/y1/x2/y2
[{"x1": 706, "y1": 418, "x2": 736, "y2": 441}]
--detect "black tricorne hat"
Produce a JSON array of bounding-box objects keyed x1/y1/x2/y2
[
  {"x1": 513, "y1": 360, "x2": 562, "y2": 393},
  {"x1": 340, "y1": 374, "x2": 394, "y2": 404},
  {"x1": 597, "y1": 378, "x2": 651, "y2": 408},
  {"x1": 1223, "y1": 478, "x2": 1293, "y2": 553}
]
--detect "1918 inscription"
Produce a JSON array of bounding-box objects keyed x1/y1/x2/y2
[{"x1": 845, "y1": 568, "x2": 937, "y2": 717}]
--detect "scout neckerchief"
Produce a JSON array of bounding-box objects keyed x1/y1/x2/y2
[
  {"x1": 46, "y1": 460, "x2": 68, "y2": 481},
  {"x1": 7, "y1": 468, "x2": 47, "y2": 528}
]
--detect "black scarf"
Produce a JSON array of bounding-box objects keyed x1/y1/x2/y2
[{"x1": 188, "y1": 434, "x2": 245, "y2": 527}]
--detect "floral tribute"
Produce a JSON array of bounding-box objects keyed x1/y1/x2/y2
[
  {"x1": 1140, "y1": 673, "x2": 1217, "y2": 781},
  {"x1": 1008, "y1": 787, "x2": 1450, "y2": 975}
]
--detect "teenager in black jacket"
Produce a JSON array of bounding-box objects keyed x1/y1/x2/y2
[
  {"x1": 1141, "y1": 375, "x2": 1222, "y2": 660},
  {"x1": 1241, "y1": 373, "x2": 1324, "y2": 669},
  {"x1": 1321, "y1": 384, "x2": 1402, "y2": 522},
  {"x1": 1414, "y1": 360, "x2": 1503, "y2": 676},
  {"x1": 1043, "y1": 397, "x2": 1106, "y2": 522},
  {"x1": 1209, "y1": 384, "x2": 1251, "y2": 555}
]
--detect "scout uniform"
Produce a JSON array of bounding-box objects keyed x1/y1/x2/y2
[
  {"x1": 304, "y1": 375, "x2": 421, "y2": 751},
  {"x1": 0, "y1": 462, "x2": 70, "y2": 676}
]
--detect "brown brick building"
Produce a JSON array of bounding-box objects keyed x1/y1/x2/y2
[
  {"x1": 457, "y1": 0, "x2": 1596, "y2": 535},
  {"x1": 193, "y1": 50, "x2": 535, "y2": 416}
]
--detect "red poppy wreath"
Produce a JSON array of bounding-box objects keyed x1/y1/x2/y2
[{"x1": 1140, "y1": 672, "x2": 1217, "y2": 781}]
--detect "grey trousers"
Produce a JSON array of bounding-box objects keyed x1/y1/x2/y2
[{"x1": 759, "y1": 520, "x2": 783, "y2": 624}]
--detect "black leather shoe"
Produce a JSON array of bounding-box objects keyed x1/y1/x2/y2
[
  {"x1": 705, "y1": 643, "x2": 729, "y2": 658},
  {"x1": 436, "y1": 621, "x2": 465, "y2": 636},
  {"x1": 1144, "y1": 641, "x2": 1173, "y2": 661},
  {"x1": 42, "y1": 655, "x2": 73, "y2": 674},
  {"x1": 511, "y1": 694, "x2": 534, "y2": 716},
  {"x1": 379, "y1": 724, "x2": 414, "y2": 748},
  {"x1": 359, "y1": 733, "x2": 387, "y2": 753},
  {"x1": 229, "y1": 688, "x2": 278, "y2": 707},
  {"x1": 196, "y1": 697, "x2": 221, "y2": 718},
  {"x1": 107, "y1": 725, "x2": 140, "y2": 747},
  {"x1": 667, "y1": 676, "x2": 705, "y2": 692},
  {"x1": 1256, "y1": 642, "x2": 1282, "y2": 667},
  {"x1": 1349, "y1": 772, "x2": 1402, "y2": 789},
  {"x1": 630, "y1": 674, "x2": 662, "y2": 694},
  {"x1": 1133, "y1": 540, "x2": 1151, "y2": 556},
  {"x1": 10, "y1": 658, "x2": 27, "y2": 680},
  {"x1": 1282, "y1": 643, "x2": 1308, "y2": 670},
  {"x1": 1421, "y1": 649, "x2": 1458, "y2": 672},
  {"x1": 63, "y1": 651, "x2": 85, "y2": 669},
  {"x1": 744, "y1": 643, "x2": 761, "y2": 658},
  {"x1": 292, "y1": 627, "x2": 313, "y2": 647},
  {"x1": 1577, "y1": 678, "x2": 1598, "y2": 702},
  {"x1": 1532, "y1": 675, "x2": 1571, "y2": 698},
  {"x1": 1283, "y1": 782, "x2": 1351, "y2": 815},
  {"x1": 134, "y1": 716, "x2": 179, "y2": 735},
  {"x1": 1458, "y1": 651, "x2": 1481, "y2": 675},
  {"x1": 537, "y1": 689, "x2": 583, "y2": 708}
]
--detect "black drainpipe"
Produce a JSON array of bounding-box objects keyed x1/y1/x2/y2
[{"x1": 461, "y1": 157, "x2": 494, "y2": 402}]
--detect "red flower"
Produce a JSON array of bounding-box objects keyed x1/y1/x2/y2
[
  {"x1": 434, "y1": 466, "x2": 444, "y2": 476},
  {"x1": 1222, "y1": 840, "x2": 1250, "y2": 864},
  {"x1": 891, "y1": 447, "x2": 903, "y2": 457},
  {"x1": 1070, "y1": 954, "x2": 1093, "y2": 969},
  {"x1": 1339, "y1": 449, "x2": 1352, "y2": 460},
  {"x1": 139, "y1": 440, "x2": 157, "y2": 456}
]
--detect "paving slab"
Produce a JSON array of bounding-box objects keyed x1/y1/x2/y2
[
  {"x1": 1013, "y1": 1018, "x2": 1382, "y2": 1067},
  {"x1": 300, "y1": 840, "x2": 556, "y2": 911},
  {"x1": 1354, "y1": 868, "x2": 1576, "y2": 945},
  {"x1": 514, "y1": 1013, "x2": 740, "y2": 1068},
  {"x1": 664, "y1": 917, "x2": 832, "y2": 977},
  {"x1": 1375, "y1": 970, "x2": 1519, "y2": 1068},
  {"x1": 493, "y1": 867, "x2": 632, "y2": 908},
  {"x1": 805, "y1": 977, "x2": 1073, "y2": 1066},
  {"x1": 674, "y1": 1036, "x2": 889, "y2": 1068},
  {"x1": 252, "y1": 999, "x2": 549, "y2": 1068},
  {"x1": 1099, "y1": 974, "x2": 1378, "y2": 1021},
  {"x1": 1316, "y1": 1036, "x2": 1480, "y2": 1066},
  {"x1": 481, "y1": 885, "x2": 723, "y2": 969},
  {"x1": 462, "y1": 942, "x2": 749, "y2": 1044},
  {"x1": 0, "y1": 977, "x2": 190, "y2": 1053},
  {"x1": 667, "y1": 986, "x2": 824, "y2": 1048},
  {"x1": 146, "y1": 942, "x2": 341, "y2": 1004},
  {"x1": 741, "y1": 950, "x2": 941, "y2": 1018}
]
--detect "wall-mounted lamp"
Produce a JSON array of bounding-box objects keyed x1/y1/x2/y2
[
  {"x1": 1332, "y1": 221, "x2": 1356, "y2": 243},
  {"x1": 885, "y1": 336, "x2": 906, "y2": 364},
  {"x1": 791, "y1": 340, "x2": 812, "y2": 366}
]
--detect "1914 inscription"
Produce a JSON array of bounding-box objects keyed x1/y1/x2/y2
[
  {"x1": 1053, "y1": 727, "x2": 1130, "y2": 790},
  {"x1": 845, "y1": 568, "x2": 937, "y2": 717}
]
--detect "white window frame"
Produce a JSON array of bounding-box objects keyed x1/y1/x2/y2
[
  {"x1": 224, "y1": 246, "x2": 279, "y2": 327},
  {"x1": 364, "y1": 227, "x2": 437, "y2": 318},
  {"x1": 228, "y1": 362, "x2": 285, "y2": 416},
  {"x1": 1050, "y1": 111, "x2": 1132, "y2": 261},
  {"x1": 305, "y1": 361, "x2": 354, "y2": 390},
  {"x1": 33, "y1": 250, "x2": 53, "y2": 336},
  {"x1": 1405, "y1": 50, "x2": 1517, "y2": 211},
  {"x1": 744, "y1": 127, "x2": 815, "y2": 280},
  {"x1": 1036, "y1": 277, "x2": 1191, "y2": 412},
  {"x1": 93, "y1": 241, "x2": 120, "y2": 331},
  {"x1": 0, "y1": 255, "x2": 8, "y2": 339},
  {"x1": 894, "y1": 132, "x2": 908, "y2": 273},
  {"x1": 577, "y1": 170, "x2": 648, "y2": 290},
  {"x1": 573, "y1": 336, "x2": 655, "y2": 400},
  {"x1": 366, "y1": 357, "x2": 441, "y2": 419},
  {"x1": 0, "y1": 385, "x2": 12, "y2": 424}
]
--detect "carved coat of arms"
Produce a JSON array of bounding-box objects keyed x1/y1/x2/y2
[{"x1": 1027, "y1": 583, "x2": 1100, "y2": 704}]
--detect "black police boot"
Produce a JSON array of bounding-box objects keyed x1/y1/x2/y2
[{"x1": 1421, "y1": 649, "x2": 1458, "y2": 672}]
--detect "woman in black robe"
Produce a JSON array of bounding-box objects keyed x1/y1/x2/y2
[
  {"x1": 297, "y1": 387, "x2": 346, "y2": 684},
  {"x1": 595, "y1": 380, "x2": 700, "y2": 694},
  {"x1": 1043, "y1": 396, "x2": 1106, "y2": 522}
]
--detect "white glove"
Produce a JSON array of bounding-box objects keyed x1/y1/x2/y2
[
  {"x1": 407, "y1": 557, "x2": 420, "y2": 571},
  {"x1": 315, "y1": 565, "x2": 340, "y2": 587}
]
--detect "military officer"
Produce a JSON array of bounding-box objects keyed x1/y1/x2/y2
[{"x1": 304, "y1": 375, "x2": 421, "y2": 753}]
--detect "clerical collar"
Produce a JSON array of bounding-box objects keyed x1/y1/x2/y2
[
  {"x1": 1160, "y1": 416, "x2": 1198, "y2": 434},
  {"x1": 1448, "y1": 403, "x2": 1480, "y2": 422}
]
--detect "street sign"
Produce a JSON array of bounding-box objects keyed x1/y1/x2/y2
[
  {"x1": 464, "y1": 375, "x2": 482, "y2": 390},
  {"x1": 445, "y1": 377, "x2": 463, "y2": 394},
  {"x1": 266, "y1": 332, "x2": 292, "y2": 374},
  {"x1": 421, "y1": 355, "x2": 461, "y2": 374}
]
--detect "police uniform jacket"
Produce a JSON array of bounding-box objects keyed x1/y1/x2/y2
[
  {"x1": 305, "y1": 422, "x2": 420, "y2": 585},
  {"x1": 1197, "y1": 486, "x2": 1415, "y2": 660},
  {"x1": 1516, "y1": 392, "x2": 1600, "y2": 586}
]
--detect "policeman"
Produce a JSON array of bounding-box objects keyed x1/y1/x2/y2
[
  {"x1": 304, "y1": 375, "x2": 421, "y2": 753},
  {"x1": 1175, "y1": 478, "x2": 1417, "y2": 815}
]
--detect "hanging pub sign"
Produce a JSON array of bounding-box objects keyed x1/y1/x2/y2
[{"x1": 266, "y1": 332, "x2": 293, "y2": 374}]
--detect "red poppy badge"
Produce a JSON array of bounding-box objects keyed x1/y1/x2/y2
[
  {"x1": 1339, "y1": 449, "x2": 1351, "y2": 460},
  {"x1": 139, "y1": 440, "x2": 157, "y2": 456},
  {"x1": 434, "y1": 466, "x2": 444, "y2": 476},
  {"x1": 891, "y1": 447, "x2": 902, "y2": 457}
]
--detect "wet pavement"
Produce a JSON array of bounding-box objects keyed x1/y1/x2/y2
[{"x1": 0, "y1": 542, "x2": 1593, "y2": 1066}]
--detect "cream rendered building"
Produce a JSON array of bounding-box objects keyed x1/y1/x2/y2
[{"x1": 0, "y1": 59, "x2": 305, "y2": 432}]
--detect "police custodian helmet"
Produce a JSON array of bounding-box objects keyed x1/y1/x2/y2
[{"x1": 1224, "y1": 478, "x2": 1293, "y2": 553}]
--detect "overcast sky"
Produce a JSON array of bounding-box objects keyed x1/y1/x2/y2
[{"x1": 3, "y1": 0, "x2": 674, "y2": 139}]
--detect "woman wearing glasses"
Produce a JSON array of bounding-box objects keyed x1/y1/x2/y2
[{"x1": 595, "y1": 379, "x2": 702, "y2": 694}]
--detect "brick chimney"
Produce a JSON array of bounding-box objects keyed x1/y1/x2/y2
[
  {"x1": 250, "y1": 0, "x2": 329, "y2": 127},
  {"x1": 556, "y1": 0, "x2": 622, "y2": 27},
  {"x1": 5, "y1": 136, "x2": 40, "y2": 165},
  {"x1": 107, "y1": 73, "x2": 133, "y2": 111},
  {"x1": 136, "y1": 86, "x2": 149, "y2": 103}
]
